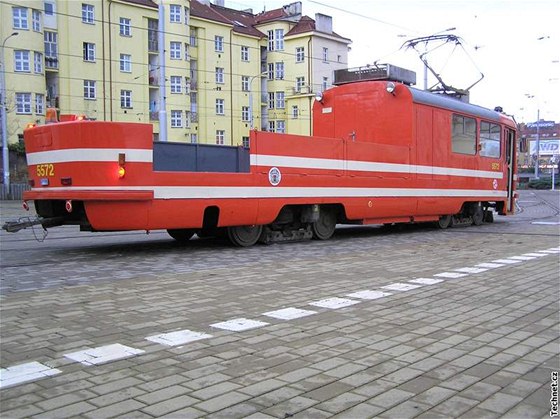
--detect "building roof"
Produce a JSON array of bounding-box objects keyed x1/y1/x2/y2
[
  {"x1": 119, "y1": 0, "x2": 157, "y2": 9},
  {"x1": 254, "y1": 8, "x2": 290, "y2": 23},
  {"x1": 191, "y1": 1, "x2": 264, "y2": 38},
  {"x1": 286, "y1": 15, "x2": 351, "y2": 43}
]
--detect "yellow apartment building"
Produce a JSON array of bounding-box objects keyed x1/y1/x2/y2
[{"x1": 1, "y1": 0, "x2": 350, "y2": 152}]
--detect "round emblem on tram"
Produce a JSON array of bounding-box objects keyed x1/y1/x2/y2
[{"x1": 268, "y1": 167, "x2": 282, "y2": 186}]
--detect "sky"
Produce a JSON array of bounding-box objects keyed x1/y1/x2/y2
[{"x1": 229, "y1": 0, "x2": 560, "y2": 124}]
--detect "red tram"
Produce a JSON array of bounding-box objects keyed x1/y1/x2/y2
[{"x1": 8, "y1": 65, "x2": 518, "y2": 246}]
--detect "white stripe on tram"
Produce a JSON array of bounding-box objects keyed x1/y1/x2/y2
[
  {"x1": 251, "y1": 154, "x2": 503, "y2": 179},
  {"x1": 26, "y1": 149, "x2": 153, "y2": 165},
  {"x1": 30, "y1": 186, "x2": 509, "y2": 200}
]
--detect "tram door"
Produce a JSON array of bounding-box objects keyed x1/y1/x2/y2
[{"x1": 505, "y1": 128, "x2": 516, "y2": 212}]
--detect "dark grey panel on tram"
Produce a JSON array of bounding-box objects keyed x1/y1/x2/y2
[
  {"x1": 153, "y1": 142, "x2": 250, "y2": 173},
  {"x1": 409, "y1": 88, "x2": 501, "y2": 122}
]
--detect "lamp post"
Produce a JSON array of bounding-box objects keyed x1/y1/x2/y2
[
  {"x1": 1, "y1": 32, "x2": 18, "y2": 194},
  {"x1": 249, "y1": 71, "x2": 267, "y2": 129}
]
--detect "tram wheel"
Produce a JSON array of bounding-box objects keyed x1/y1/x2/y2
[
  {"x1": 227, "y1": 225, "x2": 263, "y2": 247},
  {"x1": 472, "y1": 206, "x2": 484, "y2": 226},
  {"x1": 311, "y1": 209, "x2": 337, "y2": 240},
  {"x1": 437, "y1": 215, "x2": 452, "y2": 229},
  {"x1": 167, "y1": 229, "x2": 196, "y2": 242}
]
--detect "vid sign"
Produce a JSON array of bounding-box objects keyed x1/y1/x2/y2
[{"x1": 530, "y1": 139, "x2": 560, "y2": 156}]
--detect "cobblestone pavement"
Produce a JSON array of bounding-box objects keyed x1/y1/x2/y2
[{"x1": 0, "y1": 190, "x2": 559, "y2": 418}]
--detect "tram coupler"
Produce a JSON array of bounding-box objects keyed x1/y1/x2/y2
[{"x1": 2, "y1": 216, "x2": 65, "y2": 233}]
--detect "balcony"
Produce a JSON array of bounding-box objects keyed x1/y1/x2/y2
[
  {"x1": 45, "y1": 56, "x2": 58, "y2": 69},
  {"x1": 189, "y1": 80, "x2": 198, "y2": 91}
]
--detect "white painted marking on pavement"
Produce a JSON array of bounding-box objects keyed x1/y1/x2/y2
[
  {"x1": 262, "y1": 307, "x2": 317, "y2": 320},
  {"x1": 381, "y1": 283, "x2": 422, "y2": 291},
  {"x1": 531, "y1": 221, "x2": 560, "y2": 225},
  {"x1": 309, "y1": 297, "x2": 360, "y2": 309},
  {"x1": 522, "y1": 253, "x2": 548, "y2": 257},
  {"x1": 210, "y1": 318, "x2": 269, "y2": 332},
  {"x1": 64, "y1": 344, "x2": 145, "y2": 366},
  {"x1": 146, "y1": 330, "x2": 213, "y2": 346},
  {"x1": 492, "y1": 259, "x2": 522, "y2": 264},
  {"x1": 409, "y1": 278, "x2": 444, "y2": 285},
  {"x1": 476, "y1": 262, "x2": 504, "y2": 269},
  {"x1": 433, "y1": 272, "x2": 469, "y2": 279},
  {"x1": 508, "y1": 255, "x2": 536, "y2": 261},
  {"x1": 538, "y1": 249, "x2": 560, "y2": 254},
  {"x1": 0, "y1": 362, "x2": 61, "y2": 389},
  {"x1": 346, "y1": 290, "x2": 393, "y2": 300},
  {"x1": 454, "y1": 267, "x2": 488, "y2": 274}
]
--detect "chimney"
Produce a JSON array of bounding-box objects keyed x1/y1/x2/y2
[
  {"x1": 315, "y1": 13, "x2": 332, "y2": 34},
  {"x1": 284, "y1": 2, "x2": 302, "y2": 17}
]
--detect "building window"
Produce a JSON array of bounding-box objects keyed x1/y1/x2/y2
[
  {"x1": 216, "y1": 130, "x2": 225, "y2": 145},
  {"x1": 185, "y1": 111, "x2": 191, "y2": 128},
  {"x1": 322, "y1": 47, "x2": 328, "y2": 63},
  {"x1": 84, "y1": 80, "x2": 96, "y2": 99},
  {"x1": 119, "y1": 17, "x2": 131, "y2": 36},
  {"x1": 274, "y1": 29, "x2": 284, "y2": 50},
  {"x1": 184, "y1": 76, "x2": 190, "y2": 94},
  {"x1": 292, "y1": 105, "x2": 299, "y2": 119},
  {"x1": 451, "y1": 114, "x2": 476, "y2": 155},
  {"x1": 170, "y1": 76, "x2": 182, "y2": 93},
  {"x1": 82, "y1": 4, "x2": 94, "y2": 24},
  {"x1": 13, "y1": 7, "x2": 28, "y2": 29},
  {"x1": 14, "y1": 50, "x2": 30, "y2": 72},
  {"x1": 296, "y1": 76, "x2": 305, "y2": 92},
  {"x1": 120, "y1": 54, "x2": 131, "y2": 72},
  {"x1": 275, "y1": 91, "x2": 285, "y2": 109},
  {"x1": 32, "y1": 9, "x2": 41, "y2": 32},
  {"x1": 267, "y1": 30, "x2": 274, "y2": 51},
  {"x1": 215, "y1": 36, "x2": 224, "y2": 52},
  {"x1": 190, "y1": 133, "x2": 198, "y2": 144},
  {"x1": 277, "y1": 120, "x2": 285, "y2": 133},
  {"x1": 241, "y1": 106, "x2": 249, "y2": 122},
  {"x1": 35, "y1": 93, "x2": 45, "y2": 115},
  {"x1": 83, "y1": 42, "x2": 95, "y2": 62},
  {"x1": 184, "y1": 6, "x2": 190, "y2": 24},
  {"x1": 44, "y1": 31, "x2": 57, "y2": 68},
  {"x1": 44, "y1": 2, "x2": 54, "y2": 16},
  {"x1": 268, "y1": 92, "x2": 275, "y2": 110},
  {"x1": 268, "y1": 121, "x2": 275, "y2": 132},
  {"x1": 296, "y1": 47, "x2": 305, "y2": 63},
  {"x1": 170, "y1": 4, "x2": 181, "y2": 23},
  {"x1": 267, "y1": 63, "x2": 274, "y2": 80},
  {"x1": 275, "y1": 62, "x2": 284, "y2": 80},
  {"x1": 215, "y1": 67, "x2": 224, "y2": 84},
  {"x1": 34, "y1": 52, "x2": 43, "y2": 73},
  {"x1": 241, "y1": 46, "x2": 249, "y2": 61},
  {"x1": 216, "y1": 99, "x2": 225, "y2": 115},
  {"x1": 170, "y1": 41, "x2": 181, "y2": 59},
  {"x1": 16, "y1": 93, "x2": 32, "y2": 114},
  {"x1": 322, "y1": 76, "x2": 328, "y2": 92},
  {"x1": 242, "y1": 136, "x2": 250, "y2": 148},
  {"x1": 480, "y1": 121, "x2": 501, "y2": 158},
  {"x1": 171, "y1": 110, "x2": 182, "y2": 127},
  {"x1": 241, "y1": 76, "x2": 249, "y2": 92},
  {"x1": 184, "y1": 43, "x2": 189, "y2": 60},
  {"x1": 190, "y1": 28, "x2": 197, "y2": 46},
  {"x1": 120, "y1": 90, "x2": 132, "y2": 108}
]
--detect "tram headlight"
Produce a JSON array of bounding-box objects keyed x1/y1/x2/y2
[{"x1": 386, "y1": 82, "x2": 396, "y2": 95}]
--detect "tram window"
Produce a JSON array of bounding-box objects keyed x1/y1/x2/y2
[
  {"x1": 480, "y1": 121, "x2": 501, "y2": 158},
  {"x1": 452, "y1": 114, "x2": 476, "y2": 155}
]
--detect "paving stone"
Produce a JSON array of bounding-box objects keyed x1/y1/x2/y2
[
  {"x1": 37, "y1": 401, "x2": 97, "y2": 418},
  {"x1": 135, "y1": 384, "x2": 191, "y2": 405},
  {"x1": 262, "y1": 396, "x2": 318, "y2": 417},
  {"x1": 411, "y1": 386, "x2": 456, "y2": 406},
  {"x1": 83, "y1": 399, "x2": 147, "y2": 418},
  {"x1": 368, "y1": 388, "x2": 414, "y2": 409},
  {"x1": 315, "y1": 392, "x2": 368, "y2": 414},
  {"x1": 379, "y1": 400, "x2": 432, "y2": 418},
  {"x1": 141, "y1": 395, "x2": 199, "y2": 417},
  {"x1": 477, "y1": 392, "x2": 524, "y2": 414},
  {"x1": 428, "y1": 395, "x2": 479, "y2": 417}
]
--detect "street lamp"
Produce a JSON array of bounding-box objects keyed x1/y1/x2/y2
[
  {"x1": 525, "y1": 94, "x2": 541, "y2": 179},
  {"x1": 249, "y1": 71, "x2": 267, "y2": 130},
  {"x1": 1, "y1": 32, "x2": 18, "y2": 194}
]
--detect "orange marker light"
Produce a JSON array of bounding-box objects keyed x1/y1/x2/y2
[{"x1": 118, "y1": 166, "x2": 126, "y2": 178}]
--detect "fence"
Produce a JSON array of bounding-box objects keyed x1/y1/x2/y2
[{"x1": 0, "y1": 183, "x2": 30, "y2": 200}]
